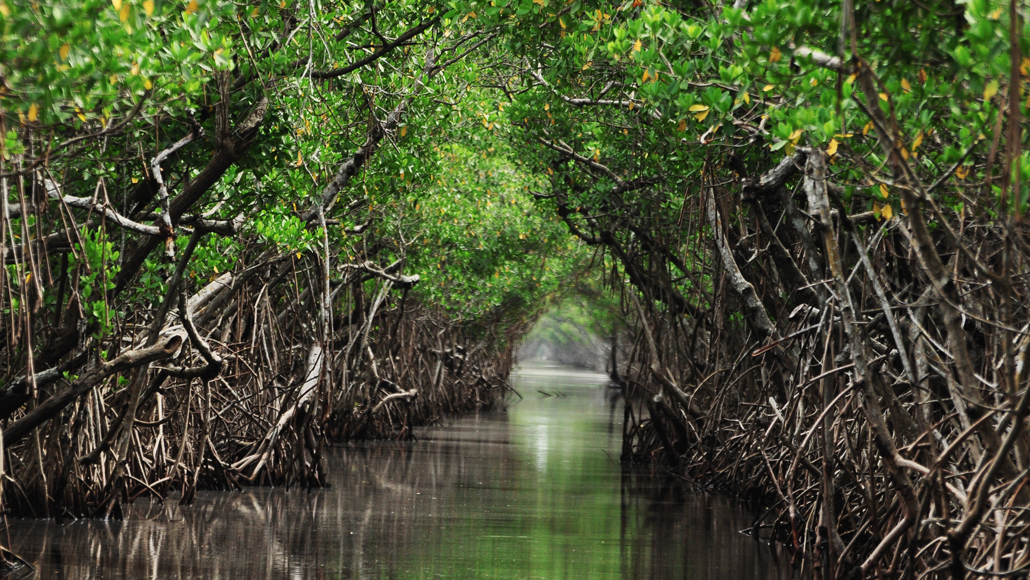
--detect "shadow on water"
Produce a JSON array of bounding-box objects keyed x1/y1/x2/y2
[{"x1": 5, "y1": 361, "x2": 794, "y2": 579}]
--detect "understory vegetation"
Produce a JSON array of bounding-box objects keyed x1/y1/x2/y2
[{"x1": 2, "y1": 0, "x2": 1030, "y2": 577}]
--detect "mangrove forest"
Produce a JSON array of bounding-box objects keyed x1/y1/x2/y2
[{"x1": 1, "y1": 0, "x2": 1030, "y2": 577}]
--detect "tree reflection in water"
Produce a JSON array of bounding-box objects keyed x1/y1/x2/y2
[{"x1": 7, "y1": 363, "x2": 792, "y2": 580}]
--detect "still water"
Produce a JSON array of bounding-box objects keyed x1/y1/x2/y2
[{"x1": 7, "y1": 362, "x2": 791, "y2": 579}]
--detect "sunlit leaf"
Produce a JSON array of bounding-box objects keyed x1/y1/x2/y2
[
  {"x1": 984, "y1": 80, "x2": 999, "y2": 101},
  {"x1": 912, "y1": 131, "x2": 923, "y2": 151}
]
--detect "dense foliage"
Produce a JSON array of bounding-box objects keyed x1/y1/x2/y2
[
  {"x1": 3, "y1": 0, "x2": 1030, "y2": 577},
  {"x1": 0, "y1": 0, "x2": 585, "y2": 522}
]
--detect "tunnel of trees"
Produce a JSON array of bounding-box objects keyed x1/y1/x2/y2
[{"x1": 2, "y1": 0, "x2": 1030, "y2": 577}]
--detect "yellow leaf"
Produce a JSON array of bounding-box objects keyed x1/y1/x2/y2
[
  {"x1": 742, "y1": 92, "x2": 750, "y2": 104},
  {"x1": 810, "y1": 78, "x2": 818, "y2": 87},
  {"x1": 873, "y1": 201, "x2": 882, "y2": 219},
  {"x1": 788, "y1": 128, "x2": 803, "y2": 143},
  {"x1": 27, "y1": 103, "x2": 37, "y2": 122},
  {"x1": 59, "y1": 43, "x2": 70, "y2": 61},
  {"x1": 186, "y1": 0, "x2": 198, "y2": 14},
  {"x1": 427, "y1": 5, "x2": 435, "y2": 13},
  {"x1": 593, "y1": 149, "x2": 600, "y2": 162},
  {"x1": 901, "y1": 78, "x2": 911, "y2": 92},
  {"x1": 144, "y1": 77, "x2": 152, "y2": 90},
  {"x1": 628, "y1": 102, "x2": 634, "y2": 110},
  {"x1": 623, "y1": 128, "x2": 628, "y2": 135},
  {"x1": 955, "y1": 165, "x2": 970, "y2": 180},
  {"x1": 632, "y1": 39, "x2": 642, "y2": 53},
  {"x1": 144, "y1": 0, "x2": 154, "y2": 15},
  {"x1": 693, "y1": 109, "x2": 709, "y2": 122},
  {"x1": 912, "y1": 131, "x2": 923, "y2": 150},
  {"x1": 689, "y1": 104, "x2": 709, "y2": 113},
  {"x1": 984, "y1": 79, "x2": 999, "y2": 101},
  {"x1": 581, "y1": 61, "x2": 592, "y2": 71},
  {"x1": 878, "y1": 92, "x2": 888, "y2": 102},
  {"x1": 763, "y1": 84, "x2": 774, "y2": 92},
  {"x1": 112, "y1": 0, "x2": 122, "y2": 9},
  {"x1": 131, "y1": 177, "x2": 139, "y2": 184},
  {"x1": 559, "y1": 17, "x2": 565, "y2": 29},
  {"x1": 296, "y1": 150, "x2": 302, "y2": 165},
  {"x1": 827, "y1": 138, "x2": 839, "y2": 156},
  {"x1": 641, "y1": 69, "x2": 650, "y2": 83},
  {"x1": 862, "y1": 121, "x2": 873, "y2": 135},
  {"x1": 76, "y1": 109, "x2": 86, "y2": 122},
  {"x1": 918, "y1": 68, "x2": 927, "y2": 83},
  {"x1": 677, "y1": 119, "x2": 687, "y2": 132},
  {"x1": 845, "y1": 73, "x2": 857, "y2": 84},
  {"x1": 900, "y1": 147, "x2": 909, "y2": 160},
  {"x1": 769, "y1": 46, "x2": 781, "y2": 63},
  {"x1": 881, "y1": 203, "x2": 893, "y2": 220},
  {"x1": 546, "y1": 167, "x2": 553, "y2": 175},
  {"x1": 879, "y1": 183, "x2": 889, "y2": 198},
  {"x1": 544, "y1": 102, "x2": 550, "y2": 111},
  {"x1": 119, "y1": 3, "x2": 130, "y2": 22},
  {"x1": 0, "y1": 1, "x2": 8, "y2": 17},
  {"x1": 400, "y1": 126, "x2": 407, "y2": 137}
]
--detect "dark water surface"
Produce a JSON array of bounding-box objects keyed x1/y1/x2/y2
[{"x1": 7, "y1": 362, "x2": 791, "y2": 579}]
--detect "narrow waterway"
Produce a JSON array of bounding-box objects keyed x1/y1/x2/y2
[{"x1": 6, "y1": 362, "x2": 791, "y2": 579}]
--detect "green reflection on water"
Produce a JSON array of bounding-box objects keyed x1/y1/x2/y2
[{"x1": 359, "y1": 363, "x2": 783, "y2": 580}]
